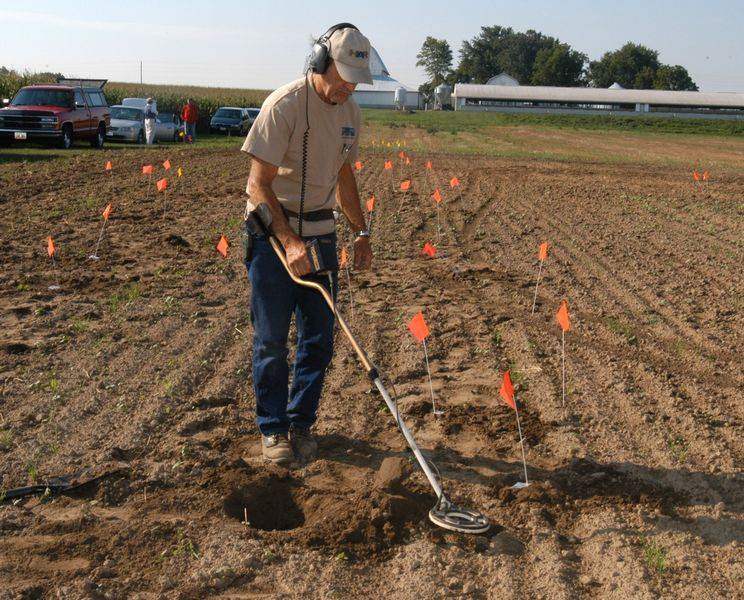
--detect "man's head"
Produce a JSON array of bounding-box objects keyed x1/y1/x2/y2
[{"x1": 311, "y1": 25, "x2": 373, "y2": 105}]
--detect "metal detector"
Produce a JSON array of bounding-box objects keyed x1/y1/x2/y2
[{"x1": 245, "y1": 204, "x2": 489, "y2": 535}]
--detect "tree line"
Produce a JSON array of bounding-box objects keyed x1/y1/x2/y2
[{"x1": 416, "y1": 26, "x2": 698, "y2": 103}]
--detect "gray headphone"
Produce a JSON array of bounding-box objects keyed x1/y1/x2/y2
[{"x1": 307, "y1": 22, "x2": 359, "y2": 75}]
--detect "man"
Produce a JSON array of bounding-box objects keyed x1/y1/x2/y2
[
  {"x1": 181, "y1": 98, "x2": 198, "y2": 143},
  {"x1": 144, "y1": 97, "x2": 157, "y2": 145},
  {"x1": 241, "y1": 24, "x2": 373, "y2": 465}
]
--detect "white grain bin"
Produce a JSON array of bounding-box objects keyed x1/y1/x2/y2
[
  {"x1": 394, "y1": 86, "x2": 407, "y2": 110},
  {"x1": 434, "y1": 83, "x2": 452, "y2": 109}
]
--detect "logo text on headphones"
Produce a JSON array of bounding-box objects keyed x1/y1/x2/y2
[{"x1": 350, "y1": 50, "x2": 369, "y2": 59}]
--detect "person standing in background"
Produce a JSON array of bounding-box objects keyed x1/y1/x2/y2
[
  {"x1": 181, "y1": 98, "x2": 198, "y2": 143},
  {"x1": 144, "y1": 97, "x2": 157, "y2": 145}
]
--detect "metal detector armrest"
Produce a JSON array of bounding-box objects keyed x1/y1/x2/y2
[
  {"x1": 245, "y1": 203, "x2": 329, "y2": 275},
  {"x1": 245, "y1": 202, "x2": 273, "y2": 236}
]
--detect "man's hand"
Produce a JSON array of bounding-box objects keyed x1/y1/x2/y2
[
  {"x1": 353, "y1": 236, "x2": 373, "y2": 270},
  {"x1": 283, "y1": 235, "x2": 312, "y2": 277}
]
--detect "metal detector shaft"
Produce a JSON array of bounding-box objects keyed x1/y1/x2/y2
[{"x1": 265, "y1": 235, "x2": 444, "y2": 499}]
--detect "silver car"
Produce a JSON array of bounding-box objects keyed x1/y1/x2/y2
[
  {"x1": 156, "y1": 112, "x2": 183, "y2": 142},
  {"x1": 107, "y1": 105, "x2": 180, "y2": 143},
  {"x1": 107, "y1": 105, "x2": 146, "y2": 143}
]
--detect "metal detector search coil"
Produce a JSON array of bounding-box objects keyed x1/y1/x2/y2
[{"x1": 245, "y1": 203, "x2": 490, "y2": 535}]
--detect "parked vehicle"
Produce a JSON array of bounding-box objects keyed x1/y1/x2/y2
[
  {"x1": 209, "y1": 106, "x2": 250, "y2": 136},
  {"x1": 122, "y1": 97, "x2": 157, "y2": 112},
  {"x1": 244, "y1": 107, "x2": 260, "y2": 128},
  {"x1": 107, "y1": 105, "x2": 180, "y2": 144},
  {"x1": 107, "y1": 105, "x2": 146, "y2": 144},
  {"x1": 156, "y1": 112, "x2": 183, "y2": 142},
  {"x1": 0, "y1": 78, "x2": 110, "y2": 149}
]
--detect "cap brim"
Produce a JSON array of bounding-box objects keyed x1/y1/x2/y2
[{"x1": 335, "y1": 61, "x2": 373, "y2": 85}]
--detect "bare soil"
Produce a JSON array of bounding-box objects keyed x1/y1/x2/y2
[{"x1": 0, "y1": 140, "x2": 742, "y2": 599}]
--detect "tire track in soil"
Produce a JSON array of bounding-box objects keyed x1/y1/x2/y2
[
  {"x1": 462, "y1": 175, "x2": 742, "y2": 474},
  {"x1": 527, "y1": 180, "x2": 742, "y2": 340},
  {"x1": 495, "y1": 183, "x2": 743, "y2": 440},
  {"x1": 499, "y1": 182, "x2": 742, "y2": 399}
]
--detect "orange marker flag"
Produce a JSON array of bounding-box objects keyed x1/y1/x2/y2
[
  {"x1": 422, "y1": 242, "x2": 436, "y2": 258},
  {"x1": 499, "y1": 371, "x2": 516, "y2": 410},
  {"x1": 156, "y1": 178, "x2": 168, "y2": 192},
  {"x1": 405, "y1": 156, "x2": 411, "y2": 166},
  {"x1": 398, "y1": 150, "x2": 405, "y2": 160},
  {"x1": 384, "y1": 160, "x2": 393, "y2": 170},
  {"x1": 449, "y1": 176, "x2": 460, "y2": 188},
  {"x1": 163, "y1": 159, "x2": 171, "y2": 170},
  {"x1": 102, "y1": 203, "x2": 113, "y2": 221},
  {"x1": 366, "y1": 195, "x2": 375, "y2": 212},
  {"x1": 216, "y1": 235, "x2": 229, "y2": 258},
  {"x1": 557, "y1": 299, "x2": 571, "y2": 407},
  {"x1": 426, "y1": 160, "x2": 432, "y2": 170},
  {"x1": 407, "y1": 311, "x2": 430, "y2": 343},
  {"x1": 556, "y1": 300, "x2": 571, "y2": 332},
  {"x1": 532, "y1": 242, "x2": 550, "y2": 314},
  {"x1": 105, "y1": 160, "x2": 112, "y2": 171},
  {"x1": 355, "y1": 160, "x2": 363, "y2": 171},
  {"x1": 693, "y1": 171, "x2": 700, "y2": 182},
  {"x1": 539, "y1": 242, "x2": 549, "y2": 261},
  {"x1": 47, "y1": 236, "x2": 56, "y2": 258},
  {"x1": 500, "y1": 370, "x2": 529, "y2": 486},
  {"x1": 702, "y1": 170, "x2": 709, "y2": 181},
  {"x1": 340, "y1": 246, "x2": 349, "y2": 268},
  {"x1": 432, "y1": 188, "x2": 443, "y2": 204},
  {"x1": 142, "y1": 165, "x2": 153, "y2": 175},
  {"x1": 400, "y1": 180, "x2": 411, "y2": 191}
]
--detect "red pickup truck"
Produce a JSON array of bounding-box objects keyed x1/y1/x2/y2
[{"x1": 0, "y1": 78, "x2": 110, "y2": 149}]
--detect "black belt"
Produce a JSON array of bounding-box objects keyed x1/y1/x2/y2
[{"x1": 283, "y1": 208, "x2": 334, "y2": 222}]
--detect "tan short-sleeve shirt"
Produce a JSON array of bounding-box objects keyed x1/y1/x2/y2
[{"x1": 241, "y1": 76, "x2": 361, "y2": 236}]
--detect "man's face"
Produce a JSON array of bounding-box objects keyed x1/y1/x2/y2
[{"x1": 324, "y1": 62, "x2": 357, "y2": 104}]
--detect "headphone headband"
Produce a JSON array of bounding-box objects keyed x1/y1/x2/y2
[{"x1": 318, "y1": 22, "x2": 359, "y2": 44}]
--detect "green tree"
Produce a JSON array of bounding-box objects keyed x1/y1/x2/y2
[
  {"x1": 531, "y1": 43, "x2": 587, "y2": 86},
  {"x1": 455, "y1": 26, "x2": 584, "y2": 86},
  {"x1": 416, "y1": 37, "x2": 453, "y2": 85},
  {"x1": 587, "y1": 43, "x2": 660, "y2": 88},
  {"x1": 653, "y1": 64, "x2": 698, "y2": 91}
]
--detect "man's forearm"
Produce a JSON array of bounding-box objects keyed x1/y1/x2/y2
[
  {"x1": 336, "y1": 163, "x2": 367, "y2": 233},
  {"x1": 248, "y1": 180, "x2": 296, "y2": 246}
]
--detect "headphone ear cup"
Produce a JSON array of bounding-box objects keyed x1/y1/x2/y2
[{"x1": 313, "y1": 43, "x2": 329, "y2": 74}]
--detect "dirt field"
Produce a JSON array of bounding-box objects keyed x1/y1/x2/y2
[{"x1": 0, "y1": 130, "x2": 742, "y2": 598}]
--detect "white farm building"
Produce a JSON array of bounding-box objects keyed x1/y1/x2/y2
[
  {"x1": 453, "y1": 78, "x2": 744, "y2": 120},
  {"x1": 352, "y1": 47, "x2": 420, "y2": 109}
]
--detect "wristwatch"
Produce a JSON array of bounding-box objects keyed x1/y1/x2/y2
[{"x1": 354, "y1": 229, "x2": 370, "y2": 238}]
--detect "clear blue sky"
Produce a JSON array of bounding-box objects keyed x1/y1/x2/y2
[{"x1": 1, "y1": 1, "x2": 742, "y2": 91}]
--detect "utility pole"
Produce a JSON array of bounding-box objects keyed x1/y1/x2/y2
[{"x1": 140, "y1": 60, "x2": 143, "y2": 84}]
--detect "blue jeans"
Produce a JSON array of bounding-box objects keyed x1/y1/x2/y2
[
  {"x1": 185, "y1": 122, "x2": 196, "y2": 141},
  {"x1": 245, "y1": 229, "x2": 338, "y2": 435}
]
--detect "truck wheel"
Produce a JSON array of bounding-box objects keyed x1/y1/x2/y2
[
  {"x1": 59, "y1": 126, "x2": 73, "y2": 149},
  {"x1": 137, "y1": 130, "x2": 145, "y2": 145},
  {"x1": 90, "y1": 124, "x2": 105, "y2": 148}
]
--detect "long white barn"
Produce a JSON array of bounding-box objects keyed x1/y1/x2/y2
[{"x1": 453, "y1": 83, "x2": 744, "y2": 120}]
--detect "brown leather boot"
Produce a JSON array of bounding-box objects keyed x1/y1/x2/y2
[{"x1": 261, "y1": 433, "x2": 294, "y2": 464}]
